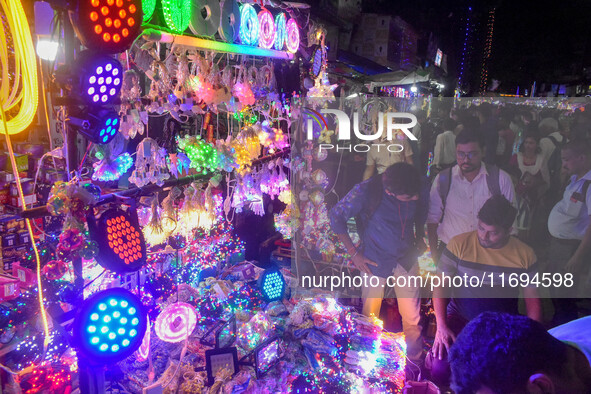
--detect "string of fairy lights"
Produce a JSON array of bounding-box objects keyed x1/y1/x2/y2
[{"x1": 479, "y1": 8, "x2": 496, "y2": 94}]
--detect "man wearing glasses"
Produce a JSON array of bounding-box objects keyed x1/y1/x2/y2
[{"x1": 427, "y1": 130, "x2": 516, "y2": 261}]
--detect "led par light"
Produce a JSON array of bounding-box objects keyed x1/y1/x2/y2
[
  {"x1": 68, "y1": 108, "x2": 120, "y2": 144},
  {"x1": 75, "y1": 51, "x2": 123, "y2": 105},
  {"x1": 257, "y1": 267, "x2": 286, "y2": 303},
  {"x1": 70, "y1": 0, "x2": 143, "y2": 53},
  {"x1": 73, "y1": 288, "x2": 147, "y2": 364},
  {"x1": 88, "y1": 208, "x2": 147, "y2": 273}
]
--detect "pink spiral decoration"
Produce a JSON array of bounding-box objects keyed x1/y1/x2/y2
[
  {"x1": 136, "y1": 316, "x2": 151, "y2": 361},
  {"x1": 285, "y1": 18, "x2": 299, "y2": 53},
  {"x1": 258, "y1": 10, "x2": 275, "y2": 49},
  {"x1": 154, "y1": 302, "x2": 197, "y2": 343}
]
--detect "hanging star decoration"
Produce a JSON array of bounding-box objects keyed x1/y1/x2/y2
[
  {"x1": 318, "y1": 128, "x2": 334, "y2": 144},
  {"x1": 307, "y1": 71, "x2": 338, "y2": 100}
]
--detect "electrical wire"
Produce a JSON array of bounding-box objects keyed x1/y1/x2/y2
[
  {"x1": 0, "y1": 0, "x2": 39, "y2": 134},
  {"x1": 0, "y1": 105, "x2": 51, "y2": 349}
]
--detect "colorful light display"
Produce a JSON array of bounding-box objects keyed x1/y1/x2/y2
[
  {"x1": 154, "y1": 302, "x2": 197, "y2": 343},
  {"x1": 135, "y1": 317, "x2": 151, "y2": 361},
  {"x1": 285, "y1": 18, "x2": 300, "y2": 53},
  {"x1": 1, "y1": 0, "x2": 38, "y2": 135},
  {"x1": 257, "y1": 10, "x2": 275, "y2": 49},
  {"x1": 161, "y1": 0, "x2": 191, "y2": 33},
  {"x1": 239, "y1": 4, "x2": 259, "y2": 46},
  {"x1": 141, "y1": 0, "x2": 156, "y2": 21},
  {"x1": 90, "y1": 209, "x2": 147, "y2": 273},
  {"x1": 74, "y1": 288, "x2": 147, "y2": 363},
  {"x1": 258, "y1": 268, "x2": 286, "y2": 302},
  {"x1": 70, "y1": 0, "x2": 143, "y2": 53},
  {"x1": 273, "y1": 13, "x2": 287, "y2": 51},
  {"x1": 77, "y1": 52, "x2": 123, "y2": 105}
]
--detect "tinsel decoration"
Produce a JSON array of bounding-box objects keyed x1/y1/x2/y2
[{"x1": 142, "y1": 194, "x2": 169, "y2": 247}]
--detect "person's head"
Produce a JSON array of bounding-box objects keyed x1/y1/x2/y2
[
  {"x1": 561, "y1": 139, "x2": 591, "y2": 177},
  {"x1": 455, "y1": 130, "x2": 484, "y2": 175},
  {"x1": 442, "y1": 118, "x2": 457, "y2": 133},
  {"x1": 538, "y1": 117, "x2": 559, "y2": 138},
  {"x1": 476, "y1": 102, "x2": 492, "y2": 122},
  {"x1": 449, "y1": 312, "x2": 590, "y2": 394},
  {"x1": 382, "y1": 162, "x2": 420, "y2": 202},
  {"x1": 476, "y1": 195, "x2": 516, "y2": 248},
  {"x1": 518, "y1": 131, "x2": 541, "y2": 155},
  {"x1": 415, "y1": 110, "x2": 427, "y2": 123}
]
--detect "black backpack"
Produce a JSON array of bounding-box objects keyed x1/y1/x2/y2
[{"x1": 547, "y1": 135, "x2": 566, "y2": 179}]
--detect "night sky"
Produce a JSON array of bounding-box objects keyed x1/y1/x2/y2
[{"x1": 362, "y1": 0, "x2": 591, "y2": 92}]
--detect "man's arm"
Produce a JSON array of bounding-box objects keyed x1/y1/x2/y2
[
  {"x1": 523, "y1": 287, "x2": 542, "y2": 323},
  {"x1": 427, "y1": 175, "x2": 444, "y2": 259},
  {"x1": 565, "y1": 216, "x2": 591, "y2": 275},
  {"x1": 414, "y1": 177, "x2": 430, "y2": 251},
  {"x1": 329, "y1": 182, "x2": 377, "y2": 274},
  {"x1": 432, "y1": 246, "x2": 458, "y2": 360},
  {"x1": 433, "y1": 134, "x2": 443, "y2": 167},
  {"x1": 363, "y1": 164, "x2": 376, "y2": 181}
]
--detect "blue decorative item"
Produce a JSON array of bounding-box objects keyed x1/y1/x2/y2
[
  {"x1": 73, "y1": 288, "x2": 147, "y2": 364},
  {"x1": 258, "y1": 267, "x2": 286, "y2": 303}
]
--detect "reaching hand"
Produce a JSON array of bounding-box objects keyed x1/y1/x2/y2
[
  {"x1": 350, "y1": 253, "x2": 378, "y2": 275},
  {"x1": 432, "y1": 325, "x2": 456, "y2": 360}
]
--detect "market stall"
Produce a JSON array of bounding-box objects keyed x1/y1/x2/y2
[{"x1": 0, "y1": 0, "x2": 410, "y2": 392}]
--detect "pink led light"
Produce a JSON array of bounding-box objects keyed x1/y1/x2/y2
[
  {"x1": 285, "y1": 18, "x2": 299, "y2": 53},
  {"x1": 135, "y1": 316, "x2": 151, "y2": 361},
  {"x1": 258, "y1": 10, "x2": 275, "y2": 49},
  {"x1": 154, "y1": 302, "x2": 197, "y2": 343}
]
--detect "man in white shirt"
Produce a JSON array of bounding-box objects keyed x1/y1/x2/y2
[
  {"x1": 363, "y1": 133, "x2": 413, "y2": 180},
  {"x1": 448, "y1": 312, "x2": 591, "y2": 393},
  {"x1": 433, "y1": 118, "x2": 458, "y2": 171},
  {"x1": 547, "y1": 139, "x2": 591, "y2": 323},
  {"x1": 427, "y1": 130, "x2": 515, "y2": 260}
]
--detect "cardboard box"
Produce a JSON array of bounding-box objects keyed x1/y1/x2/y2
[
  {"x1": 1, "y1": 233, "x2": 17, "y2": 248},
  {"x1": 4, "y1": 153, "x2": 29, "y2": 173},
  {"x1": 0, "y1": 275, "x2": 20, "y2": 301},
  {"x1": 9, "y1": 178, "x2": 34, "y2": 196},
  {"x1": 12, "y1": 262, "x2": 35, "y2": 287},
  {"x1": 2, "y1": 245, "x2": 28, "y2": 260},
  {"x1": 0, "y1": 187, "x2": 9, "y2": 205},
  {"x1": 17, "y1": 231, "x2": 31, "y2": 245},
  {"x1": 9, "y1": 194, "x2": 37, "y2": 209},
  {"x1": 0, "y1": 215, "x2": 25, "y2": 233},
  {"x1": 2, "y1": 258, "x2": 17, "y2": 272}
]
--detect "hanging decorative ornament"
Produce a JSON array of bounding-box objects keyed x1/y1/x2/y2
[
  {"x1": 155, "y1": 302, "x2": 197, "y2": 343},
  {"x1": 309, "y1": 190, "x2": 325, "y2": 206},
  {"x1": 189, "y1": 75, "x2": 215, "y2": 105},
  {"x1": 142, "y1": 194, "x2": 170, "y2": 247},
  {"x1": 177, "y1": 135, "x2": 219, "y2": 174},
  {"x1": 233, "y1": 82, "x2": 255, "y2": 106},
  {"x1": 42, "y1": 260, "x2": 69, "y2": 281},
  {"x1": 285, "y1": 18, "x2": 300, "y2": 53},
  {"x1": 167, "y1": 152, "x2": 191, "y2": 178},
  {"x1": 257, "y1": 9, "x2": 275, "y2": 49},
  {"x1": 215, "y1": 137, "x2": 238, "y2": 173},
  {"x1": 92, "y1": 134, "x2": 134, "y2": 182},
  {"x1": 274, "y1": 13, "x2": 287, "y2": 50},
  {"x1": 313, "y1": 148, "x2": 328, "y2": 162},
  {"x1": 129, "y1": 138, "x2": 170, "y2": 187},
  {"x1": 239, "y1": 4, "x2": 258, "y2": 46}
]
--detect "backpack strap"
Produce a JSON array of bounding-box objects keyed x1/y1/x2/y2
[
  {"x1": 437, "y1": 167, "x2": 453, "y2": 223},
  {"x1": 547, "y1": 135, "x2": 559, "y2": 148},
  {"x1": 583, "y1": 180, "x2": 591, "y2": 202},
  {"x1": 484, "y1": 163, "x2": 502, "y2": 197}
]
